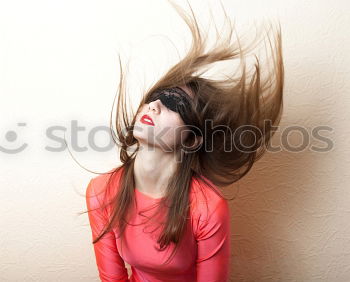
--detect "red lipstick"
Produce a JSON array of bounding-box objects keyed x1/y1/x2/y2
[{"x1": 140, "y1": 114, "x2": 155, "y2": 126}]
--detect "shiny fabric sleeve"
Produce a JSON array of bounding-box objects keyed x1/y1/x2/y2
[
  {"x1": 86, "y1": 179, "x2": 130, "y2": 282},
  {"x1": 195, "y1": 197, "x2": 231, "y2": 282}
]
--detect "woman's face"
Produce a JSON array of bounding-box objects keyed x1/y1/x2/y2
[{"x1": 133, "y1": 86, "x2": 193, "y2": 152}]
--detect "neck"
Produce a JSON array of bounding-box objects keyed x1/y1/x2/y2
[{"x1": 133, "y1": 142, "x2": 178, "y2": 197}]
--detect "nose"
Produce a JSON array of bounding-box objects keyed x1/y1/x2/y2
[{"x1": 148, "y1": 99, "x2": 161, "y2": 114}]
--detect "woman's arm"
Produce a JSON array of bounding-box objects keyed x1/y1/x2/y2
[
  {"x1": 86, "y1": 179, "x2": 130, "y2": 282},
  {"x1": 196, "y1": 197, "x2": 231, "y2": 282}
]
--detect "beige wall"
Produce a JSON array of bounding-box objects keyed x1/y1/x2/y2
[{"x1": 0, "y1": 0, "x2": 349, "y2": 281}]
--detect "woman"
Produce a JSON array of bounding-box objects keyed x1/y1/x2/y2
[{"x1": 84, "y1": 1, "x2": 284, "y2": 281}]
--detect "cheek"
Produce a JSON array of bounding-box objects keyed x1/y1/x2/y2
[
  {"x1": 133, "y1": 107, "x2": 189, "y2": 150},
  {"x1": 161, "y1": 115, "x2": 188, "y2": 145}
]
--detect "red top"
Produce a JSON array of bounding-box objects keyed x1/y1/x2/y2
[{"x1": 86, "y1": 167, "x2": 231, "y2": 282}]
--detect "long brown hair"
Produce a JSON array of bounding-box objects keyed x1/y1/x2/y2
[{"x1": 81, "y1": 0, "x2": 284, "y2": 266}]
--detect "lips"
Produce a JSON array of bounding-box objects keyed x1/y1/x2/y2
[{"x1": 140, "y1": 114, "x2": 155, "y2": 126}]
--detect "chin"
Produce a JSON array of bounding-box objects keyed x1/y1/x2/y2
[{"x1": 132, "y1": 127, "x2": 152, "y2": 145}]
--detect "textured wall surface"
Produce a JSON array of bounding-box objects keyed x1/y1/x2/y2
[{"x1": 0, "y1": 0, "x2": 349, "y2": 281}]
